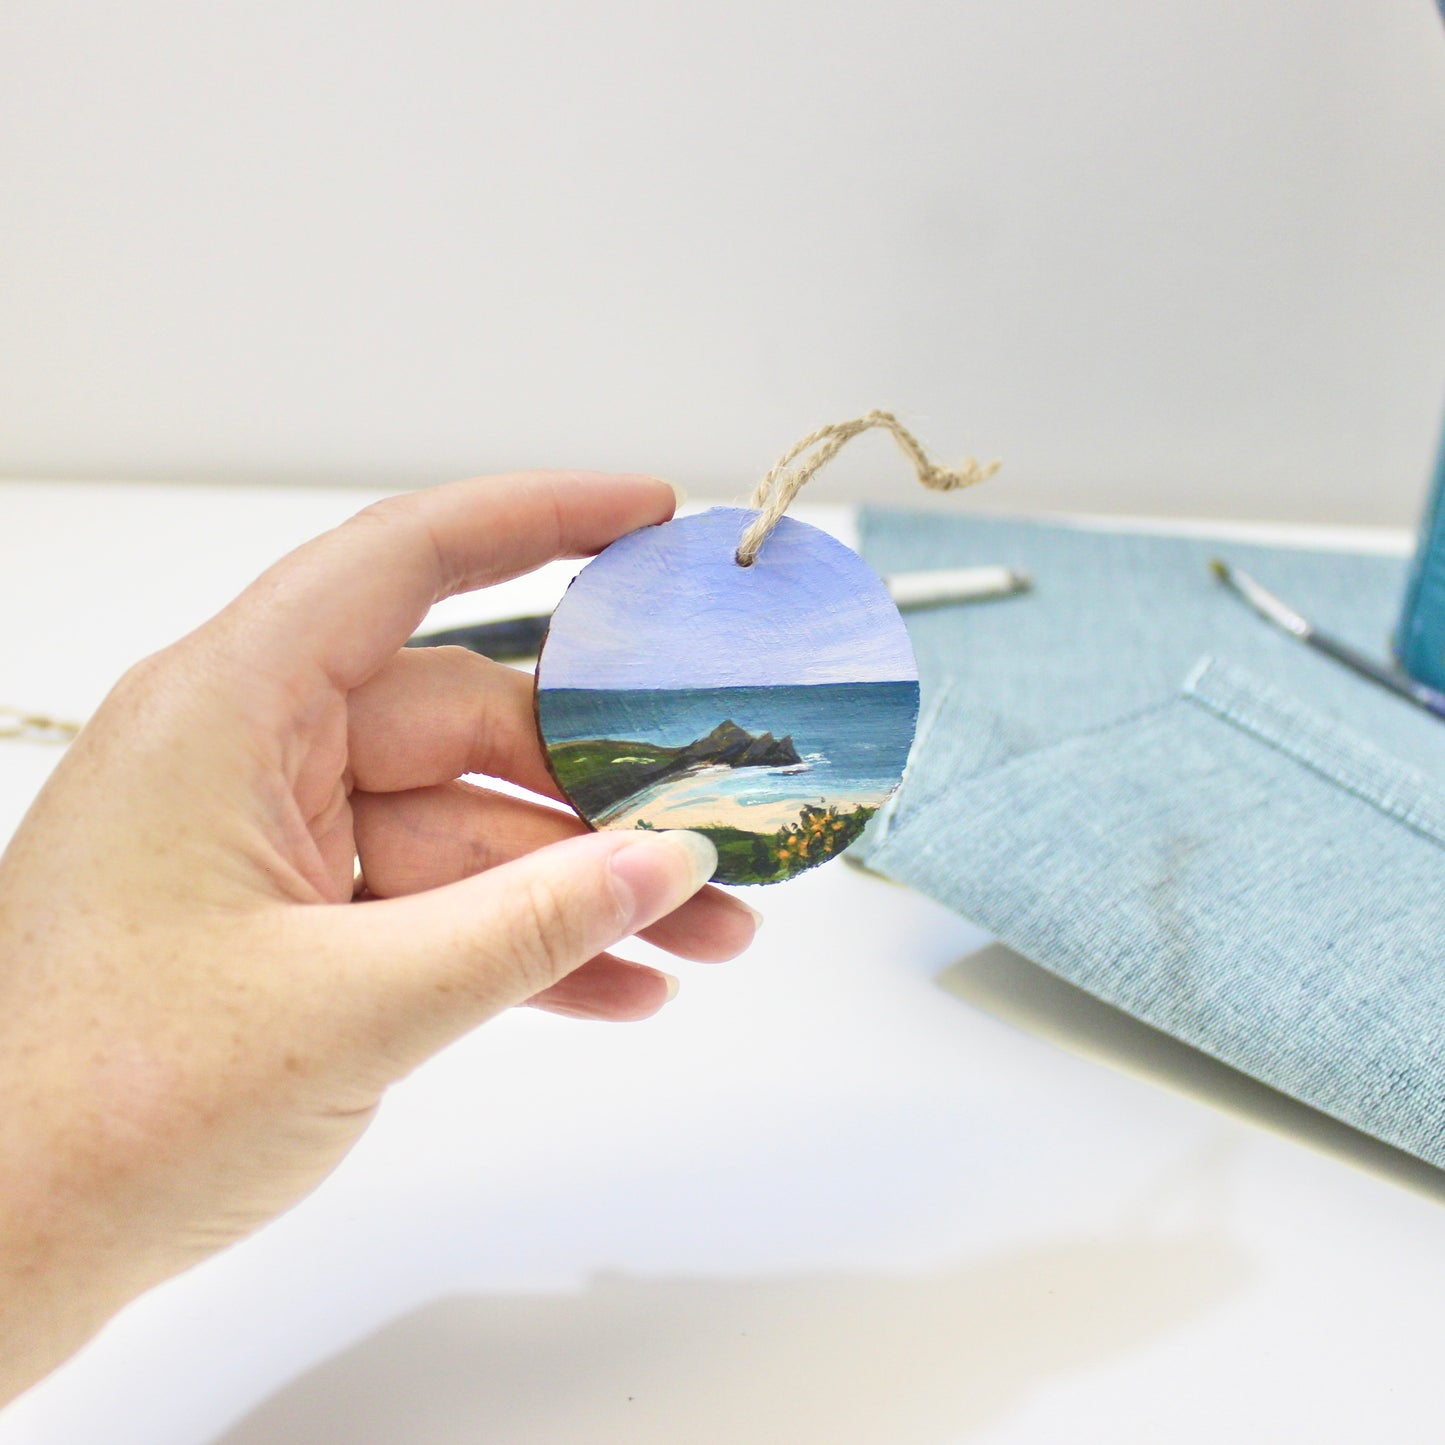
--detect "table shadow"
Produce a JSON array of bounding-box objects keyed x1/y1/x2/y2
[
  {"x1": 213, "y1": 1227, "x2": 1248, "y2": 1444},
  {"x1": 940, "y1": 943, "x2": 1445, "y2": 1203}
]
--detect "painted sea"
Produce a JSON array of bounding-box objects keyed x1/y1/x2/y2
[{"x1": 538, "y1": 680, "x2": 919, "y2": 884}]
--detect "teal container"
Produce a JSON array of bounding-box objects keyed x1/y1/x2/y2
[
  {"x1": 1396, "y1": 415, "x2": 1445, "y2": 691},
  {"x1": 1403, "y1": 2, "x2": 1445, "y2": 684}
]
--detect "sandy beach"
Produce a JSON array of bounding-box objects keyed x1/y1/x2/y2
[{"x1": 599, "y1": 763, "x2": 893, "y2": 835}]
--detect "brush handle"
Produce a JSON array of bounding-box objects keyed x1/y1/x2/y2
[
  {"x1": 405, "y1": 614, "x2": 552, "y2": 662},
  {"x1": 1309, "y1": 631, "x2": 1445, "y2": 721},
  {"x1": 408, "y1": 567, "x2": 1029, "y2": 660},
  {"x1": 884, "y1": 565, "x2": 1027, "y2": 608}
]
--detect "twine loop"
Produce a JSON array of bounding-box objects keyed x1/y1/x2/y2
[{"x1": 735, "y1": 409, "x2": 1000, "y2": 566}]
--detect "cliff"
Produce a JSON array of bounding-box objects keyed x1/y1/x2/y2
[
  {"x1": 550, "y1": 720, "x2": 802, "y2": 820},
  {"x1": 673, "y1": 720, "x2": 801, "y2": 771}
]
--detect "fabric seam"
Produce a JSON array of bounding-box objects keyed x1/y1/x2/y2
[{"x1": 1184, "y1": 656, "x2": 1445, "y2": 852}]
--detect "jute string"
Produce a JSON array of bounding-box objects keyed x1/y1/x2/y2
[{"x1": 735, "y1": 409, "x2": 1000, "y2": 566}]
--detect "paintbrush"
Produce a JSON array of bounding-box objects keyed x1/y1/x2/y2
[
  {"x1": 410, "y1": 565, "x2": 1032, "y2": 661},
  {"x1": 1209, "y1": 558, "x2": 1445, "y2": 722}
]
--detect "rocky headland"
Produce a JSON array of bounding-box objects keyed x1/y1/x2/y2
[{"x1": 550, "y1": 720, "x2": 801, "y2": 819}]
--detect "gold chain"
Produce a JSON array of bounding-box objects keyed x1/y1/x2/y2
[{"x1": 0, "y1": 707, "x2": 82, "y2": 746}]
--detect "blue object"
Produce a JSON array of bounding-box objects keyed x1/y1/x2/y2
[
  {"x1": 1395, "y1": 415, "x2": 1445, "y2": 691},
  {"x1": 857, "y1": 509, "x2": 1445, "y2": 1169},
  {"x1": 1397, "y1": 0, "x2": 1445, "y2": 683}
]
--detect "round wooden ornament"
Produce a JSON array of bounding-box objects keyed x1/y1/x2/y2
[{"x1": 535, "y1": 506, "x2": 920, "y2": 885}]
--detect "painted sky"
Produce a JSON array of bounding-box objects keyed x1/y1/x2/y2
[{"x1": 538, "y1": 508, "x2": 917, "y2": 690}]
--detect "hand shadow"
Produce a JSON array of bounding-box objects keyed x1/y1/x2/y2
[
  {"x1": 940, "y1": 943, "x2": 1445, "y2": 1204},
  {"x1": 215, "y1": 1228, "x2": 1249, "y2": 1444}
]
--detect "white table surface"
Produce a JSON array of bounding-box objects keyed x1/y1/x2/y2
[{"x1": 1, "y1": 480, "x2": 1440, "y2": 1444}]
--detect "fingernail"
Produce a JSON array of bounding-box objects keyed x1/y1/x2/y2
[
  {"x1": 665, "y1": 480, "x2": 688, "y2": 509},
  {"x1": 662, "y1": 972, "x2": 680, "y2": 1002},
  {"x1": 663, "y1": 828, "x2": 717, "y2": 886},
  {"x1": 736, "y1": 898, "x2": 764, "y2": 928},
  {"x1": 610, "y1": 829, "x2": 718, "y2": 928}
]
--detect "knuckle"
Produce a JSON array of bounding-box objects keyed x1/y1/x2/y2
[
  {"x1": 354, "y1": 491, "x2": 423, "y2": 525},
  {"x1": 103, "y1": 645, "x2": 190, "y2": 733},
  {"x1": 507, "y1": 874, "x2": 585, "y2": 997},
  {"x1": 350, "y1": 494, "x2": 453, "y2": 591},
  {"x1": 113, "y1": 646, "x2": 172, "y2": 699}
]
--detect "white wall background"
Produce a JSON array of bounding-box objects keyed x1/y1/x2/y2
[{"x1": 1, "y1": 0, "x2": 1443, "y2": 523}]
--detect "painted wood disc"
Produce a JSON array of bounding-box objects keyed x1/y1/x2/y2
[{"x1": 535, "y1": 507, "x2": 919, "y2": 886}]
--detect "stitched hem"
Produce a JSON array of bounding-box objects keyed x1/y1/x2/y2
[{"x1": 1184, "y1": 656, "x2": 1445, "y2": 850}]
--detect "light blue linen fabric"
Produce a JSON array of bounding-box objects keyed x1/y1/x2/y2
[{"x1": 856, "y1": 510, "x2": 1445, "y2": 1167}]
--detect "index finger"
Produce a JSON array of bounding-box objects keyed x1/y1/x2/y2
[{"x1": 211, "y1": 471, "x2": 680, "y2": 690}]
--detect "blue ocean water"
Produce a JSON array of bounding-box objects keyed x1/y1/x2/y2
[{"x1": 538, "y1": 681, "x2": 919, "y2": 828}]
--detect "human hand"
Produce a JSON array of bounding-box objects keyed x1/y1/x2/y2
[{"x1": 0, "y1": 472, "x2": 757, "y2": 1402}]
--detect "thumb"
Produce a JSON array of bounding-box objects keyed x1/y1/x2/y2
[{"x1": 323, "y1": 828, "x2": 718, "y2": 1071}]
